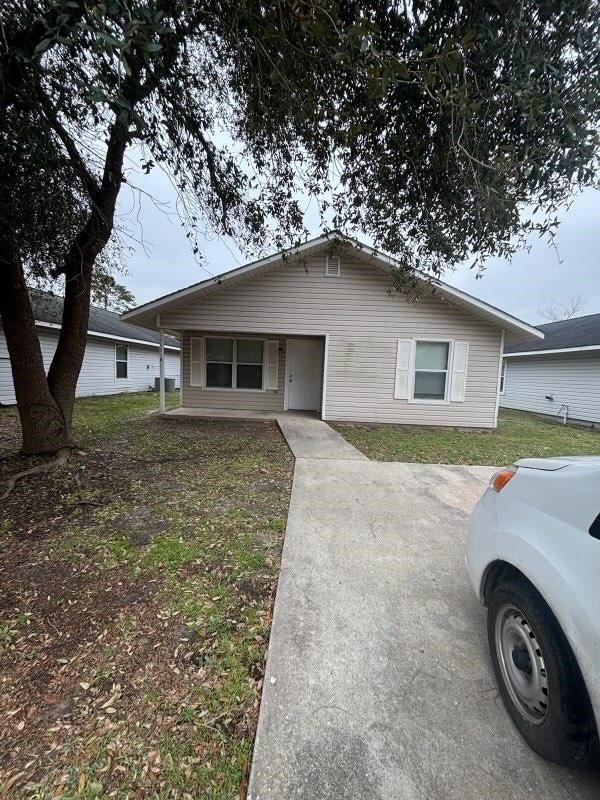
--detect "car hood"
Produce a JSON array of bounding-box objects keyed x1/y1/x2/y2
[{"x1": 515, "y1": 456, "x2": 600, "y2": 471}]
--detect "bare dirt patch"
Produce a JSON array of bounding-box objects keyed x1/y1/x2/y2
[{"x1": 0, "y1": 394, "x2": 293, "y2": 798}]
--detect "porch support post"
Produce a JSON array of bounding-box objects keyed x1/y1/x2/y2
[{"x1": 159, "y1": 329, "x2": 166, "y2": 414}]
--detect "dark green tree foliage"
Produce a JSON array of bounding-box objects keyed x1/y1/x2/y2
[
  {"x1": 91, "y1": 271, "x2": 135, "y2": 312},
  {"x1": 1, "y1": 1, "x2": 598, "y2": 452}
]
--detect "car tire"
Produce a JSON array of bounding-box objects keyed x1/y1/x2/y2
[{"x1": 488, "y1": 576, "x2": 599, "y2": 768}]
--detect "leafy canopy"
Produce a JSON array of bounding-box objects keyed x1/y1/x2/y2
[{"x1": 2, "y1": 0, "x2": 599, "y2": 282}]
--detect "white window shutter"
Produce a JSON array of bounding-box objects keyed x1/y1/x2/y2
[
  {"x1": 450, "y1": 341, "x2": 469, "y2": 402},
  {"x1": 394, "y1": 339, "x2": 411, "y2": 399},
  {"x1": 265, "y1": 340, "x2": 279, "y2": 390}
]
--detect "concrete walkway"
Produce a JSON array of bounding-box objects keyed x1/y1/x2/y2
[
  {"x1": 276, "y1": 415, "x2": 367, "y2": 460},
  {"x1": 248, "y1": 456, "x2": 600, "y2": 800}
]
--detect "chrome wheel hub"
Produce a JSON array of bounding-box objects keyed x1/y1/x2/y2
[{"x1": 495, "y1": 604, "x2": 549, "y2": 725}]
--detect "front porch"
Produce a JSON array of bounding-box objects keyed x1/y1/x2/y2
[{"x1": 158, "y1": 331, "x2": 326, "y2": 418}]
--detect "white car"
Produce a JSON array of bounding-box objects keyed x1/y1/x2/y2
[{"x1": 467, "y1": 456, "x2": 600, "y2": 768}]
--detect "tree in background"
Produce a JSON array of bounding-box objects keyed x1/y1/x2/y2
[
  {"x1": 540, "y1": 296, "x2": 588, "y2": 323},
  {"x1": 1, "y1": 1, "x2": 599, "y2": 453},
  {"x1": 91, "y1": 271, "x2": 135, "y2": 313}
]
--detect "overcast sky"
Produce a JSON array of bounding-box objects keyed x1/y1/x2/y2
[{"x1": 118, "y1": 166, "x2": 600, "y2": 326}]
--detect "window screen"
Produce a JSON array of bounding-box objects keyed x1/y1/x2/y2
[
  {"x1": 116, "y1": 343, "x2": 128, "y2": 379},
  {"x1": 413, "y1": 341, "x2": 449, "y2": 400}
]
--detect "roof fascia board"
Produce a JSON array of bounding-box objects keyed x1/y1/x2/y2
[
  {"x1": 122, "y1": 231, "x2": 542, "y2": 340},
  {"x1": 121, "y1": 234, "x2": 332, "y2": 321},
  {"x1": 33, "y1": 320, "x2": 180, "y2": 350},
  {"x1": 504, "y1": 344, "x2": 600, "y2": 357}
]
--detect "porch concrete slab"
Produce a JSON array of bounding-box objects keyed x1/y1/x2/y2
[
  {"x1": 248, "y1": 459, "x2": 600, "y2": 800},
  {"x1": 276, "y1": 415, "x2": 367, "y2": 460},
  {"x1": 163, "y1": 407, "x2": 280, "y2": 420}
]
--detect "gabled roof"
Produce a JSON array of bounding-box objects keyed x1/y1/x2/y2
[
  {"x1": 122, "y1": 233, "x2": 543, "y2": 340},
  {"x1": 504, "y1": 312, "x2": 600, "y2": 357},
  {"x1": 28, "y1": 290, "x2": 180, "y2": 349}
]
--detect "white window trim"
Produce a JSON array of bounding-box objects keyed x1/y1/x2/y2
[
  {"x1": 202, "y1": 335, "x2": 268, "y2": 393},
  {"x1": 408, "y1": 338, "x2": 454, "y2": 405},
  {"x1": 115, "y1": 342, "x2": 128, "y2": 380},
  {"x1": 500, "y1": 360, "x2": 506, "y2": 395}
]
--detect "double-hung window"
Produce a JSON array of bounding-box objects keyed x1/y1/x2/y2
[
  {"x1": 412, "y1": 340, "x2": 450, "y2": 401},
  {"x1": 115, "y1": 343, "x2": 128, "y2": 379},
  {"x1": 205, "y1": 337, "x2": 264, "y2": 390},
  {"x1": 500, "y1": 361, "x2": 506, "y2": 394},
  {"x1": 395, "y1": 338, "x2": 468, "y2": 403}
]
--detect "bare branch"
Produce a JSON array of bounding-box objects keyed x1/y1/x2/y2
[{"x1": 539, "y1": 295, "x2": 587, "y2": 322}]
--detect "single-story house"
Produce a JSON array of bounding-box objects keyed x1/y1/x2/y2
[
  {"x1": 0, "y1": 289, "x2": 181, "y2": 406},
  {"x1": 501, "y1": 312, "x2": 600, "y2": 426},
  {"x1": 122, "y1": 234, "x2": 542, "y2": 428}
]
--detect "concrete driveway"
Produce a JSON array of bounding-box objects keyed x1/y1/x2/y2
[{"x1": 248, "y1": 459, "x2": 600, "y2": 800}]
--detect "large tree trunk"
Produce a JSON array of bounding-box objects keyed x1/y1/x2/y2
[
  {"x1": 1, "y1": 191, "x2": 121, "y2": 453},
  {"x1": 44, "y1": 115, "x2": 127, "y2": 431},
  {"x1": 47, "y1": 209, "x2": 113, "y2": 431},
  {"x1": 46, "y1": 267, "x2": 92, "y2": 433},
  {"x1": 0, "y1": 243, "x2": 69, "y2": 454}
]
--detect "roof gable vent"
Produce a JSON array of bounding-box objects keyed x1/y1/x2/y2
[{"x1": 325, "y1": 254, "x2": 341, "y2": 277}]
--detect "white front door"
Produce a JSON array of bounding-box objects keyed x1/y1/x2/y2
[{"x1": 287, "y1": 339, "x2": 323, "y2": 411}]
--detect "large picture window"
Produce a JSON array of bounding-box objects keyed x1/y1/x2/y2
[
  {"x1": 413, "y1": 341, "x2": 449, "y2": 401},
  {"x1": 205, "y1": 337, "x2": 264, "y2": 390},
  {"x1": 115, "y1": 343, "x2": 128, "y2": 379}
]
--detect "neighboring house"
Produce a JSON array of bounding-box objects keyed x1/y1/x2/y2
[
  {"x1": 122, "y1": 234, "x2": 542, "y2": 428},
  {"x1": 0, "y1": 290, "x2": 181, "y2": 405},
  {"x1": 501, "y1": 312, "x2": 600, "y2": 426}
]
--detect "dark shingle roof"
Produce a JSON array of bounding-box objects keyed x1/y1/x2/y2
[
  {"x1": 505, "y1": 312, "x2": 600, "y2": 354},
  {"x1": 30, "y1": 290, "x2": 180, "y2": 349}
]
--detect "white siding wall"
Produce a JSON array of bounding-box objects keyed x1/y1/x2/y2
[
  {"x1": 164, "y1": 254, "x2": 503, "y2": 427},
  {"x1": 501, "y1": 353, "x2": 600, "y2": 425},
  {"x1": 0, "y1": 327, "x2": 180, "y2": 405}
]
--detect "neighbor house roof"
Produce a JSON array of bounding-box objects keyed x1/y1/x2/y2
[
  {"x1": 29, "y1": 290, "x2": 180, "y2": 350},
  {"x1": 504, "y1": 312, "x2": 600, "y2": 357},
  {"x1": 122, "y1": 233, "x2": 543, "y2": 341}
]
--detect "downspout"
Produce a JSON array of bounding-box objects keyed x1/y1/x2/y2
[{"x1": 494, "y1": 330, "x2": 505, "y2": 428}]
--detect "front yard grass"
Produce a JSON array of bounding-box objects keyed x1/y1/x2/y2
[
  {"x1": 333, "y1": 409, "x2": 600, "y2": 465},
  {"x1": 0, "y1": 392, "x2": 293, "y2": 798}
]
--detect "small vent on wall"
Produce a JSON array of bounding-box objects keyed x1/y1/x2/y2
[{"x1": 325, "y1": 254, "x2": 341, "y2": 277}]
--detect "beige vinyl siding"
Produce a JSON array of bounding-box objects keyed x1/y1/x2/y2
[
  {"x1": 162, "y1": 254, "x2": 502, "y2": 427},
  {"x1": 501, "y1": 353, "x2": 600, "y2": 425},
  {"x1": 181, "y1": 334, "x2": 286, "y2": 412},
  {"x1": 0, "y1": 327, "x2": 180, "y2": 405}
]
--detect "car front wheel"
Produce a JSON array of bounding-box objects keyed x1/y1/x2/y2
[{"x1": 488, "y1": 576, "x2": 599, "y2": 768}]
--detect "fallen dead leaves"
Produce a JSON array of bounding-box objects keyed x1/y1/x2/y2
[{"x1": 0, "y1": 406, "x2": 292, "y2": 798}]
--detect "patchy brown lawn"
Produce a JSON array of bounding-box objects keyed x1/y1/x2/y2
[{"x1": 0, "y1": 393, "x2": 293, "y2": 799}]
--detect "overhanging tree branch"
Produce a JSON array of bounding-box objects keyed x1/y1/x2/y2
[{"x1": 36, "y1": 79, "x2": 102, "y2": 201}]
